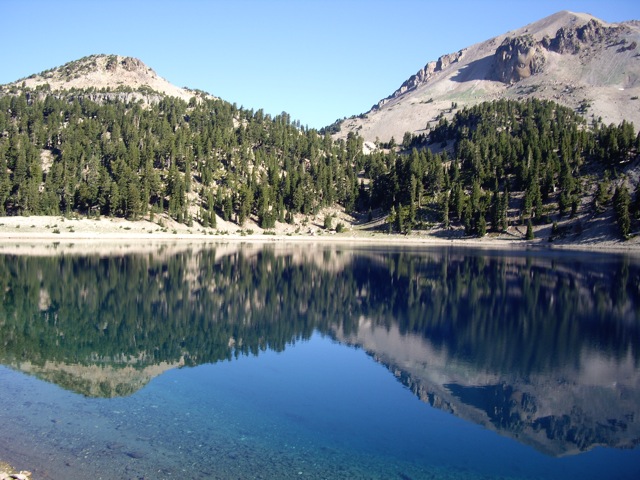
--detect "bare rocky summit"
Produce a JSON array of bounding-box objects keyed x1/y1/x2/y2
[
  {"x1": 335, "y1": 11, "x2": 640, "y2": 143},
  {"x1": 544, "y1": 18, "x2": 624, "y2": 54},
  {"x1": 1, "y1": 54, "x2": 198, "y2": 103}
]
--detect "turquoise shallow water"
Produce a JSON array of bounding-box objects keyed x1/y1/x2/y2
[
  {"x1": 2, "y1": 333, "x2": 640, "y2": 479},
  {"x1": 1, "y1": 245, "x2": 640, "y2": 479}
]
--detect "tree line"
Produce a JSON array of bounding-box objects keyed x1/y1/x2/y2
[{"x1": 1, "y1": 91, "x2": 639, "y2": 238}]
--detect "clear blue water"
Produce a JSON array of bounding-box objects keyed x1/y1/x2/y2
[{"x1": 1, "y1": 244, "x2": 640, "y2": 479}]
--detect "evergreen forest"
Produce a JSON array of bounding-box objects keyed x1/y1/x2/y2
[{"x1": 1, "y1": 88, "x2": 639, "y2": 239}]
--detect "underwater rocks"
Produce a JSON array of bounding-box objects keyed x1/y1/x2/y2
[
  {"x1": 0, "y1": 462, "x2": 31, "y2": 480},
  {"x1": 0, "y1": 471, "x2": 31, "y2": 480}
]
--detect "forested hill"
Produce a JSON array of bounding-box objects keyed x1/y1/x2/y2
[
  {"x1": 1, "y1": 78, "x2": 639, "y2": 241},
  {"x1": 376, "y1": 99, "x2": 640, "y2": 240},
  {"x1": 0, "y1": 90, "x2": 365, "y2": 229}
]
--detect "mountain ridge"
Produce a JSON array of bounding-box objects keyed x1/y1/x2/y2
[
  {"x1": 2, "y1": 11, "x2": 638, "y2": 141},
  {"x1": 2, "y1": 53, "x2": 199, "y2": 103},
  {"x1": 0, "y1": 12, "x2": 639, "y2": 246},
  {"x1": 334, "y1": 10, "x2": 640, "y2": 143}
]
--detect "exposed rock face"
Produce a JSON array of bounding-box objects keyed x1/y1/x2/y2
[
  {"x1": 493, "y1": 35, "x2": 546, "y2": 84},
  {"x1": 544, "y1": 19, "x2": 619, "y2": 54},
  {"x1": 376, "y1": 17, "x2": 628, "y2": 102},
  {"x1": 120, "y1": 56, "x2": 145, "y2": 72},
  {"x1": 104, "y1": 55, "x2": 145, "y2": 73},
  {"x1": 336, "y1": 12, "x2": 640, "y2": 144},
  {"x1": 436, "y1": 50, "x2": 465, "y2": 70},
  {"x1": 492, "y1": 19, "x2": 623, "y2": 85},
  {"x1": 375, "y1": 49, "x2": 465, "y2": 108}
]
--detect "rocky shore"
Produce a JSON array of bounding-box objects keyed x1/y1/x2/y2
[
  {"x1": 1, "y1": 213, "x2": 639, "y2": 252},
  {"x1": 0, "y1": 462, "x2": 31, "y2": 480}
]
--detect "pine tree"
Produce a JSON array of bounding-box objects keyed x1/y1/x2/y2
[
  {"x1": 477, "y1": 214, "x2": 487, "y2": 237},
  {"x1": 387, "y1": 205, "x2": 396, "y2": 233},
  {"x1": 614, "y1": 185, "x2": 631, "y2": 239},
  {"x1": 463, "y1": 203, "x2": 473, "y2": 235},
  {"x1": 441, "y1": 192, "x2": 450, "y2": 228},
  {"x1": 594, "y1": 174, "x2": 611, "y2": 213},
  {"x1": 395, "y1": 204, "x2": 404, "y2": 233},
  {"x1": 526, "y1": 219, "x2": 535, "y2": 240},
  {"x1": 634, "y1": 182, "x2": 640, "y2": 219}
]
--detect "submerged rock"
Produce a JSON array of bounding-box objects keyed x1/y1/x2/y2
[{"x1": 0, "y1": 468, "x2": 31, "y2": 480}]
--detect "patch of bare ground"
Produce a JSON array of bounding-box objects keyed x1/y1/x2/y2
[{"x1": 1, "y1": 195, "x2": 639, "y2": 255}]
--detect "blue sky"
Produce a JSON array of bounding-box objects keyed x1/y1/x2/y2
[{"x1": 2, "y1": 1, "x2": 638, "y2": 129}]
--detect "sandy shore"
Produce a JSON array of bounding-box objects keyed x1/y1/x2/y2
[{"x1": 0, "y1": 214, "x2": 639, "y2": 254}]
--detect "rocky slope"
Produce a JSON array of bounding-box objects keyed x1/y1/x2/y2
[
  {"x1": 335, "y1": 11, "x2": 640, "y2": 143},
  {"x1": 1, "y1": 54, "x2": 198, "y2": 103}
]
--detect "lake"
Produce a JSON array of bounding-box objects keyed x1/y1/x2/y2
[{"x1": 1, "y1": 242, "x2": 639, "y2": 479}]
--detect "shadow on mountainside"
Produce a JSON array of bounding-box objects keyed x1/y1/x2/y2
[
  {"x1": 552, "y1": 210, "x2": 628, "y2": 247},
  {"x1": 450, "y1": 55, "x2": 494, "y2": 83}
]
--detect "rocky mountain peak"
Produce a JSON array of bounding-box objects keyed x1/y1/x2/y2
[
  {"x1": 544, "y1": 18, "x2": 623, "y2": 54},
  {"x1": 28, "y1": 54, "x2": 156, "y2": 85},
  {"x1": 2, "y1": 54, "x2": 197, "y2": 103},
  {"x1": 492, "y1": 18, "x2": 631, "y2": 85},
  {"x1": 105, "y1": 55, "x2": 146, "y2": 73},
  {"x1": 335, "y1": 11, "x2": 640, "y2": 143}
]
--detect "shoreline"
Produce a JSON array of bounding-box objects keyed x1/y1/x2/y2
[{"x1": 1, "y1": 214, "x2": 639, "y2": 254}]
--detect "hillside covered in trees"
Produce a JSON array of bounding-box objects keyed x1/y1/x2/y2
[
  {"x1": 370, "y1": 99, "x2": 640, "y2": 239},
  {"x1": 1, "y1": 81, "x2": 639, "y2": 241},
  {"x1": 0, "y1": 88, "x2": 364, "y2": 230}
]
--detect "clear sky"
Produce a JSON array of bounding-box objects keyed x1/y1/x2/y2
[{"x1": 2, "y1": 0, "x2": 638, "y2": 129}]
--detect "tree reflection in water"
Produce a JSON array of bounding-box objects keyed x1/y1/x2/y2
[{"x1": 1, "y1": 244, "x2": 639, "y2": 455}]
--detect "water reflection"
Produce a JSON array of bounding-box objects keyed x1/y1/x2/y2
[{"x1": 1, "y1": 243, "x2": 639, "y2": 457}]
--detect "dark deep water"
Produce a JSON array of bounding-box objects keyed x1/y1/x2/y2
[{"x1": 1, "y1": 243, "x2": 640, "y2": 479}]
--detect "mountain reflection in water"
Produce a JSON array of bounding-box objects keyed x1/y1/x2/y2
[{"x1": 1, "y1": 243, "x2": 639, "y2": 458}]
